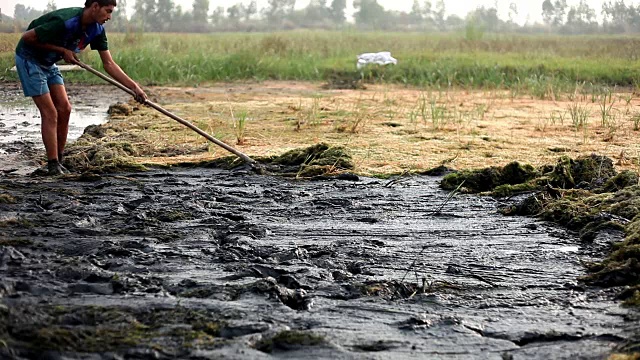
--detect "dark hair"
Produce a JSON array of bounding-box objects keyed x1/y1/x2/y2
[{"x1": 85, "y1": 0, "x2": 117, "y2": 7}]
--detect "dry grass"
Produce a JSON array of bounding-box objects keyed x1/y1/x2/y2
[{"x1": 101, "y1": 81, "x2": 640, "y2": 176}]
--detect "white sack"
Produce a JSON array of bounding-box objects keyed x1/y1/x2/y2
[{"x1": 356, "y1": 51, "x2": 398, "y2": 70}]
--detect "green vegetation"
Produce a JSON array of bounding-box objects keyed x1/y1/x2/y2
[{"x1": 3, "y1": 32, "x2": 640, "y2": 94}]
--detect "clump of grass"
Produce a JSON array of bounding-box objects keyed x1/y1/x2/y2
[
  {"x1": 64, "y1": 138, "x2": 145, "y2": 174},
  {"x1": 599, "y1": 90, "x2": 614, "y2": 128},
  {"x1": 429, "y1": 96, "x2": 448, "y2": 130},
  {"x1": 230, "y1": 108, "x2": 248, "y2": 145},
  {"x1": 335, "y1": 98, "x2": 368, "y2": 134},
  {"x1": 0, "y1": 194, "x2": 16, "y2": 204},
  {"x1": 568, "y1": 103, "x2": 590, "y2": 129},
  {"x1": 632, "y1": 113, "x2": 640, "y2": 131}
]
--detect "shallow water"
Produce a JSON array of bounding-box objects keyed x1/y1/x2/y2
[
  {"x1": 0, "y1": 83, "x2": 125, "y2": 147},
  {"x1": 0, "y1": 168, "x2": 635, "y2": 359},
  {"x1": 0, "y1": 83, "x2": 128, "y2": 175}
]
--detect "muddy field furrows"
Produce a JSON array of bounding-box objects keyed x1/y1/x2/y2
[{"x1": 0, "y1": 168, "x2": 635, "y2": 359}]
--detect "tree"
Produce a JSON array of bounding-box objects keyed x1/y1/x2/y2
[
  {"x1": 192, "y1": 0, "x2": 209, "y2": 24},
  {"x1": 433, "y1": 0, "x2": 446, "y2": 30},
  {"x1": 466, "y1": 6, "x2": 501, "y2": 33},
  {"x1": 156, "y1": 0, "x2": 175, "y2": 31},
  {"x1": 110, "y1": 0, "x2": 129, "y2": 31},
  {"x1": 132, "y1": 0, "x2": 157, "y2": 31},
  {"x1": 353, "y1": 0, "x2": 386, "y2": 29},
  {"x1": 410, "y1": 0, "x2": 423, "y2": 23},
  {"x1": 210, "y1": 6, "x2": 224, "y2": 25},
  {"x1": 565, "y1": 0, "x2": 597, "y2": 33},
  {"x1": 14, "y1": 4, "x2": 43, "y2": 21},
  {"x1": 46, "y1": 1, "x2": 57, "y2": 12},
  {"x1": 245, "y1": 0, "x2": 257, "y2": 21},
  {"x1": 552, "y1": 0, "x2": 567, "y2": 26},
  {"x1": 14, "y1": 4, "x2": 28, "y2": 20},
  {"x1": 601, "y1": 0, "x2": 640, "y2": 33},
  {"x1": 508, "y1": 2, "x2": 518, "y2": 24},
  {"x1": 542, "y1": 0, "x2": 554, "y2": 25},
  {"x1": 298, "y1": 0, "x2": 332, "y2": 27},
  {"x1": 329, "y1": 0, "x2": 347, "y2": 25},
  {"x1": 264, "y1": 0, "x2": 296, "y2": 23},
  {"x1": 227, "y1": 4, "x2": 243, "y2": 22}
]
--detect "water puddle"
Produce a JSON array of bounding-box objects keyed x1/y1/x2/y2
[
  {"x1": 0, "y1": 83, "x2": 128, "y2": 175},
  {"x1": 0, "y1": 83, "x2": 125, "y2": 148}
]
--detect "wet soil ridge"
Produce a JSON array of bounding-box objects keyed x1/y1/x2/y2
[
  {"x1": 0, "y1": 169, "x2": 635, "y2": 358},
  {"x1": 203, "y1": 143, "x2": 355, "y2": 178},
  {"x1": 65, "y1": 111, "x2": 354, "y2": 178},
  {"x1": 440, "y1": 154, "x2": 640, "y2": 308}
]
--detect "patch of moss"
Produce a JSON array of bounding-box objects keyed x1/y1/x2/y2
[
  {"x1": 598, "y1": 170, "x2": 640, "y2": 193},
  {"x1": 499, "y1": 194, "x2": 544, "y2": 216},
  {"x1": 0, "y1": 194, "x2": 16, "y2": 204},
  {"x1": 579, "y1": 221, "x2": 626, "y2": 242},
  {"x1": 268, "y1": 143, "x2": 353, "y2": 170},
  {"x1": 601, "y1": 186, "x2": 640, "y2": 222},
  {"x1": 492, "y1": 182, "x2": 540, "y2": 197},
  {"x1": 441, "y1": 161, "x2": 538, "y2": 193},
  {"x1": 181, "y1": 143, "x2": 353, "y2": 178},
  {"x1": 622, "y1": 288, "x2": 640, "y2": 307},
  {"x1": 418, "y1": 165, "x2": 455, "y2": 177},
  {"x1": 256, "y1": 330, "x2": 325, "y2": 353},
  {"x1": 538, "y1": 194, "x2": 599, "y2": 230},
  {"x1": 548, "y1": 154, "x2": 617, "y2": 189}
]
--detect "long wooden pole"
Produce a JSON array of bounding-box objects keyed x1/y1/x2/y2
[{"x1": 76, "y1": 61, "x2": 257, "y2": 165}]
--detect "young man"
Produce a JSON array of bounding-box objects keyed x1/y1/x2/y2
[{"x1": 15, "y1": 0, "x2": 147, "y2": 176}]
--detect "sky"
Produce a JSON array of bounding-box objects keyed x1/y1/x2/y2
[{"x1": 0, "y1": 0, "x2": 617, "y2": 24}]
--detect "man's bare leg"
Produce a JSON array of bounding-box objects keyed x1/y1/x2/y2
[
  {"x1": 49, "y1": 84, "x2": 71, "y2": 162},
  {"x1": 32, "y1": 93, "x2": 59, "y2": 161}
]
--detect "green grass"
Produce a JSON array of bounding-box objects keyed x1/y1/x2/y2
[{"x1": 2, "y1": 31, "x2": 640, "y2": 93}]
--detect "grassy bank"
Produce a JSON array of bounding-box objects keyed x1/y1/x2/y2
[{"x1": 2, "y1": 31, "x2": 640, "y2": 95}]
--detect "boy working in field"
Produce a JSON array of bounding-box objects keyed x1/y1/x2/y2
[{"x1": 15, "y1": 0, "x2": 147, "y2": 176}]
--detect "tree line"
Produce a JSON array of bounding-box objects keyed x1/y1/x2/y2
[{"x1": 2, "y1": 0, "x2": 640, "y2": 34}]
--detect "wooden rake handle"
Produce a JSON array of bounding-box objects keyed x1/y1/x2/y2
[{"x1": 76, "y1": 61, "x2": 257, "y2": 165}]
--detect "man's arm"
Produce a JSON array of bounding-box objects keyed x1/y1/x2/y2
[
  {"x1": 21, "y1": 29, "x2": 78, "y2": 64},
  {"x1": 99, "y1": 49, "x2": 147, "y2": 103}
]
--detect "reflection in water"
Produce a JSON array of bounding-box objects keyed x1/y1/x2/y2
[{"x1": 0, "y1": 101, "x2": 108, "y2": 148}]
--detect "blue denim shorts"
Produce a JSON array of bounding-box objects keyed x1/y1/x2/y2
[{"x1": 15, "y1": 54, "x2": 64, "y2": 97}]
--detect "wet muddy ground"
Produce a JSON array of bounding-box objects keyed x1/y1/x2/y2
[
  {"x1": 1, "y1": 168, "x2": 638, "y2": 359},
  {"x1": 1, "y1": 83, "x2": 639, "y2": 359}
]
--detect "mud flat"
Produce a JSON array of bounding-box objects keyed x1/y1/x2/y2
[{"x1": 0, "y1": 167, "x2": 638, "y2": 359}]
